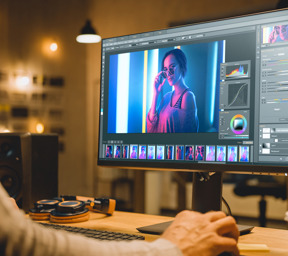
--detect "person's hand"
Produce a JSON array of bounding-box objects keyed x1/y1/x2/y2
[
  {"x1": 9, "y1": 197, "x2": 19, "y2": 210},
  {"x1": 153, "y1": 71, "x2": 166, "y2": 95},
  {"x1": 161, "y1": 210, "x2": 239, "y2": 256}
]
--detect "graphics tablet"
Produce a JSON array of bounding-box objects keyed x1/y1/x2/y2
[{"x1": 137, "y1": 221, "x2": 254, "y2": 236}]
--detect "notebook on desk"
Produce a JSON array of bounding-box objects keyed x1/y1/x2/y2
[{"x1": 137, "y1": 221, "x2": 254, "y2": 236}]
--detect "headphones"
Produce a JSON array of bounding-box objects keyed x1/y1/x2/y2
[{"x1": 29, "y1": 195, "x2": 116, "y2": 223}]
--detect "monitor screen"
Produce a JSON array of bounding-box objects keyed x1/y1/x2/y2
[{"x1": 98, "y1": 9, "x2": 288, "y2": 174}]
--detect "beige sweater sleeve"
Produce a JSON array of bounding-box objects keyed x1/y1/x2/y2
[{"x1": 0, "y1": 185, "x2": 182, "y2": 256}]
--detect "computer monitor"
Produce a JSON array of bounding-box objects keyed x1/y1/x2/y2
[{"x1": 97, "y1": 9, "x2": 288, "y2": 213}]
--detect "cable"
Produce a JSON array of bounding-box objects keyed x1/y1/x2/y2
[{"x1": 222, "y1": 196, "x2": 232, "y2": 216}]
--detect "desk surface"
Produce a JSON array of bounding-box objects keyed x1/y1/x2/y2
[{"x1": 45, "y1": 211, "x2": 288, "y2": 256}]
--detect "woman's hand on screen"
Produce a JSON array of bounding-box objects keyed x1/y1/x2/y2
[{"x1": 153, "y1": 71, "x2": 166, "y2": 95}]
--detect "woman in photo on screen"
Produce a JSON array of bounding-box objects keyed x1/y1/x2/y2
[
  {"x1": 240, "y1": 146, "x2": 249, "y2": 162},
  {"x1": 195, "y1": 146, "x2": 204, "y2": 161},
  {"x1": 139, "y1": 146, "x2": 146, "y2": 159},
  {"x1": 147, "y1": 48, "x2": 199, "y2": 133},
  {"x1": 114, "y1": 146, "x2": 121, "y2": 158},
  {"x1": 217, "y1": 146, "x2": 226, "y2": 162},
  {"x1": 157, "y1": 146, "x2": 164, "y2": 159},
  {"x1": 228, "y1": 147, "x2": 237, "y2": 162},
  {"x1": 130, "y1": 146, "x2": 137, "y2": 159},
  {"x1": 148, "y1": 146, "x2": 155, "y2": 159},
  {"x1": 106, "y1": 145, "x2": 112, "y2": 158},
  {"x1": 206, "y1": 146, "x2": 215, "y2": 161},
  {"x1": 167, "y1": 146, "x2": 173, "y2": 159},
  {"x1": 123, "y1": 146, "x2": 128, "y2": 158},
  {"x1": 176, "y1": 146, "x2": 183, "y2": 160},
  {"x1": 185, "y1": 146, "x2": 194, "y2": 160},
  {"x1": 268, "y1": 24, "x2": 288, "y2": 43}
]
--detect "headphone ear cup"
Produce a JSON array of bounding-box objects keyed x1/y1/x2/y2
[
  {"x1": 29, "y1": 199, "x2": 60, "y2": 221},
  {"x1": 50, "y1": 200, "x2": 89, "y2": 223},
  {"x1": 29, "y1": 210, "x2": 51, "y2": 221}
]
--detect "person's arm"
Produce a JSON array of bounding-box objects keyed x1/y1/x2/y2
[
  {"x1": 0, "y1": 183, "x2": 238, "y2": 256},
  {"x1": 0, "y1": 184, "x2": 181, "y2": 256}
]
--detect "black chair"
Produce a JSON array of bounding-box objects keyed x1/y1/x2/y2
[{"x1": 234, "y1": 176, "x2": 287, "y2": 227}]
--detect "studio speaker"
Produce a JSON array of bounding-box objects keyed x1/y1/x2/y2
[{"x1": 0, "y1": 133, "x2": 58, "y2": 212}]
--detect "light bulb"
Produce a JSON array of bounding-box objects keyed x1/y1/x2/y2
[
  {"x1": 50, "y1": 42, "x2": 58, "y2": 52},
  {"x1": 36, "y1": 122, "x2": 45, "y2": 133}
]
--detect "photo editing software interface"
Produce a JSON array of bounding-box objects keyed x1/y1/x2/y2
[{"x1": 98, "y1": 9, "x2": 288, "y2": 172}]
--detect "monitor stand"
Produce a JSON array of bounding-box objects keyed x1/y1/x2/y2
[
  {"x1": 137, "y1": 172, "x2": 253, "y2": 235},
  {"x1": 192, "y1": 171, "x2": 223, "y2": 212}
]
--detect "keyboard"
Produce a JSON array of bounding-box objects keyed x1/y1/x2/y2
[{"x1": 39, "y1": 222, "x2": 145, "y2": 241}]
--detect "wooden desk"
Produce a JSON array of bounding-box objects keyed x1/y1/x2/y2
[{"x1": 44, "y1": 211, "x2": 288, "y2": 256}]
